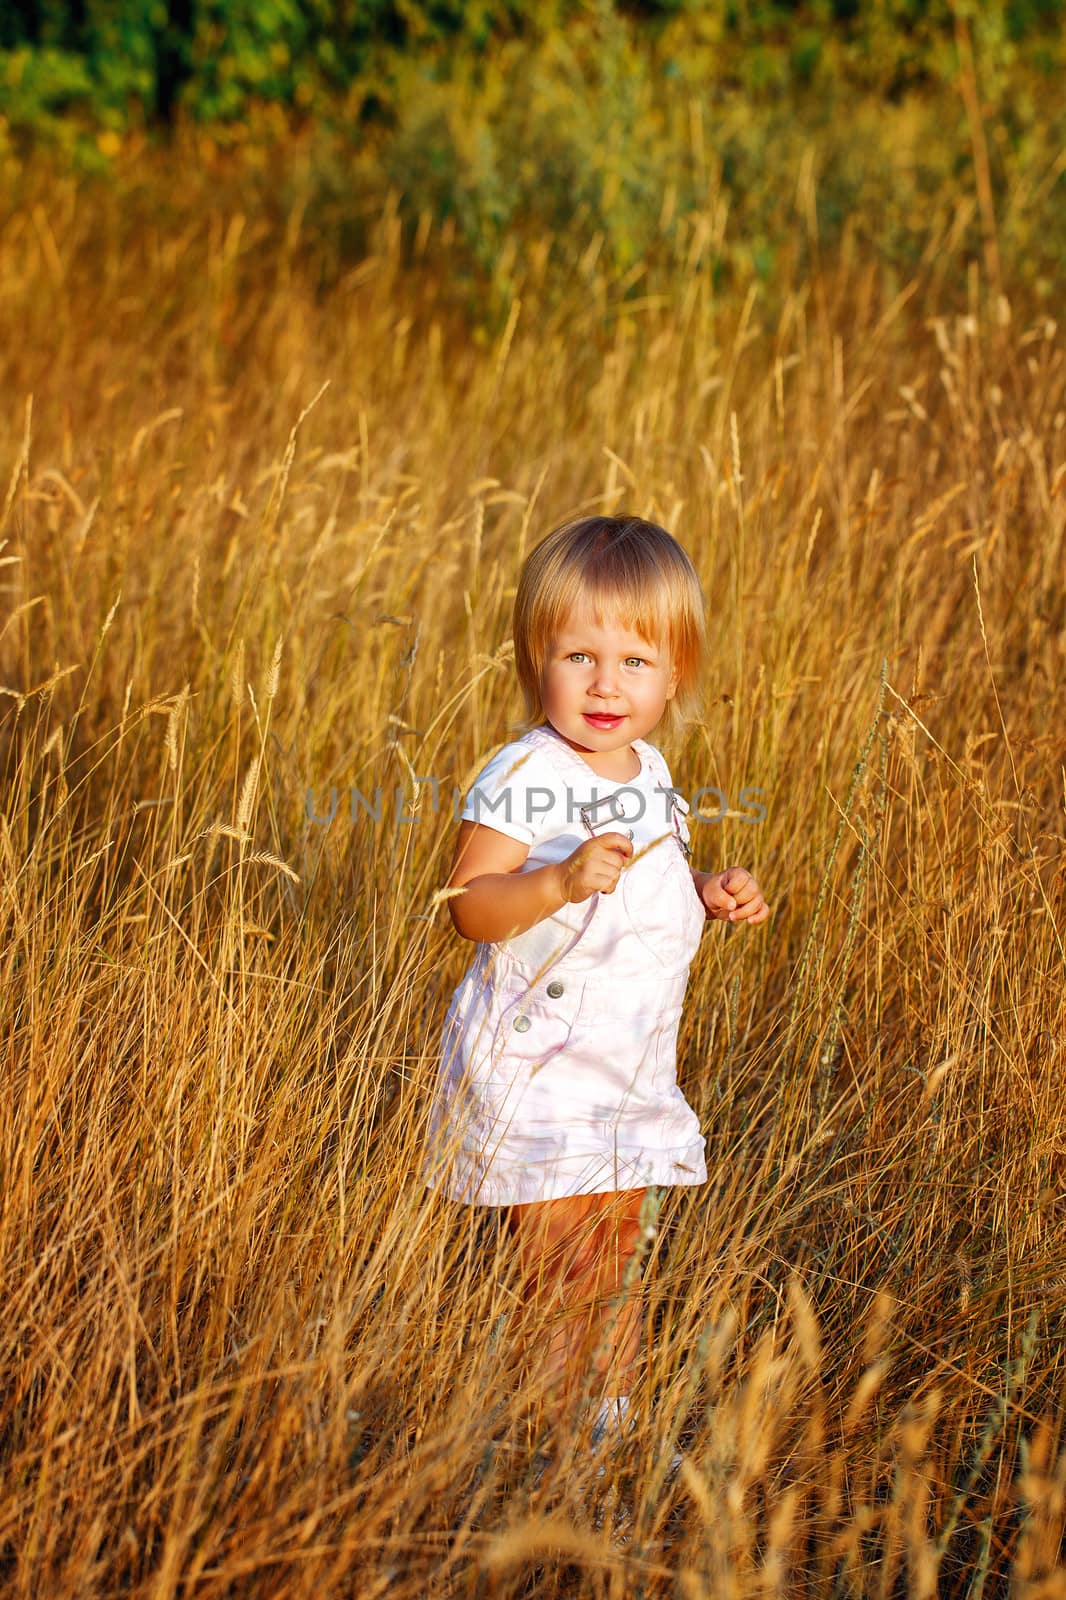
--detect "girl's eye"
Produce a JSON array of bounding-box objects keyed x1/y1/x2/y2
[
  {"x1": 567, "y1": 651, "x2": 592, "y2": 664},
  {"x1": 624, "y1": 657, "x2": 646, "y2": 668}
]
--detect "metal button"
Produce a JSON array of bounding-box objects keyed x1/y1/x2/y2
[
  {"x1": 513, "y1": 1014, "x2": 531, "y2": 1033},
  {"x1": 546, "y1": 980, "x2": 564, "y2": 998}
]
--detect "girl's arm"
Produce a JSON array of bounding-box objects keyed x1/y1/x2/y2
[{"x1": 447, "y1": 821, "x2": 632, "y2": 943}]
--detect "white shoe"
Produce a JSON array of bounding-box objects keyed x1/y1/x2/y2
[{"x1": 589, "y1": 1395, "x2": 635, "y2": 1455}]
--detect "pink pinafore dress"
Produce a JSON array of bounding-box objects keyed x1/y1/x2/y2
[{"x1": 423, "y1": 725, "x2": 708, "y2": 1206}]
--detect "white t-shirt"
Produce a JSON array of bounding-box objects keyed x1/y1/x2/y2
[
  {"x1": 462, "y1": 726, "x2": 684, "y2": 842},
  {"x1": 458, "y1": 724, "x2": 689, "y2": 972}
]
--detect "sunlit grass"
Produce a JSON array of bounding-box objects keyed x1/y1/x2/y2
[{"x1": 0, "y1": 138, "x2": 1063, "y2": 1596}]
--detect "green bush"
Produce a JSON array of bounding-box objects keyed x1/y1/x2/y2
[
  {"x1": 356, "y1": 0, "x2": 1064, "y2": 303},
  {"x1": 1, "y1": 0, "x2": 1065, "y2": 135},
  {"x1": 0, "y1": 0, "x2": 1063, "y2": 308}
]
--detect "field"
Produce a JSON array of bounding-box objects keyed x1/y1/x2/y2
[{"x1": 1, "y1": 113, "x2": 1064, "y2": 1597}]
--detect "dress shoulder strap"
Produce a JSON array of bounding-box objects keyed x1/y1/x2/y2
[
  {"x1": 633, "y1": 738, "x2": 673, "y2": 789},
  {"x1": 519, "y1": 724, "x2": 599, "y2": 785},
  {"x1": 634, "y1": 739, "x2": 693, "y2": 850}
]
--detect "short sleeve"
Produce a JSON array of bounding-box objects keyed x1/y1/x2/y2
[{"x1": 460, "y1": 741, "x2": 556, "y2": 845}]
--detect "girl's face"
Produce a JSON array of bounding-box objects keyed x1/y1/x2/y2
[{"x1": 539, "y1": 600, "x2": 678, "y2": 764}]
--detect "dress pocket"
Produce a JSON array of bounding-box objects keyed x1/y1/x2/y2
[
  {"x1": 621, "y1": 833, "x2": 705, "y2": 969},
  {"x1": 652, "y1": 1010, "x2": 683, "y2": 1093},
  {"x1": 488, "y1": 981, "x2": 578, "y2": 1069}
]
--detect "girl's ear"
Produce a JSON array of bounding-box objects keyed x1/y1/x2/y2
[{"x1": 666, "y1": 661, "x2": 679, "y2": 699}]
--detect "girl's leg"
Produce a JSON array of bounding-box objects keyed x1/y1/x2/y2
[
  {"x1": 590, "y1": 1188, "x2": 646, "y2": 1394},
  {"x1": 504, "y1": 1187, "x2": 647, "y2": 1436}
]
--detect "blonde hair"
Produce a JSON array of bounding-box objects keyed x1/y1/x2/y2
[{"x1": 513, "y1": 515, "x2": 706, "y2": 731}]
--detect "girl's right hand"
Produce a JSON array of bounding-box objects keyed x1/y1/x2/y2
[{"x1": 557, "y1": 832, "x2": 634, "y2": 903}]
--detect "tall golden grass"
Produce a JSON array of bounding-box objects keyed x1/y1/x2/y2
[{"x1": 1, "y1": 137, "x2": 1064, "y2": 1597}]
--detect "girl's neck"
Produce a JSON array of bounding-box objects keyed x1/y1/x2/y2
[{"x1": 538, "y1": 723, "x2": 641, "y2": 783}]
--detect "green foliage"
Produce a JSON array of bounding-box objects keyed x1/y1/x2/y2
[
  {"x1": 1, "y1": 0, "x2": 1064, "y2": 135},
  {"x1": 0, "y1": 1, "x2": 158, "y2": 155},
  {"x1": 377, "y1": 3, "x2": 678, "y2": 276},
  {"x1": 0, "y1": 47, "x2": 101, "y2": 158},
  {"x1": 0, "y1": 0, "x2": 533, "y2": 136},
  {"x1": 190, "y1": 0, "x2": 312, "y2": 121},
  {"x1": 353, "y1": 0, "x2": 1064, "y2": 304},
  {"x1": 0, "y1": 0, "x2": 1064, "y2": 302}
]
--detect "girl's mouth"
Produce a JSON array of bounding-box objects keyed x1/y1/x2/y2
[{"x1": 582, "y1": 712, "x2": 624, "y2": 729}]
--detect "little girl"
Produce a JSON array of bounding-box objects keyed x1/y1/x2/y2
[{"x1": 423, "y1": 514, "x2": 769, "y2": 1461}]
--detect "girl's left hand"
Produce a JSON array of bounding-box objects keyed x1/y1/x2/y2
[{"x1": 700, "y1": 866, "x2": 770, "y2": 924}]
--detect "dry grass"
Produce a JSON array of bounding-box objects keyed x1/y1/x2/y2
[{"x1": 0, "y1": 139, "x2": 1064, "y2": 1598}]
